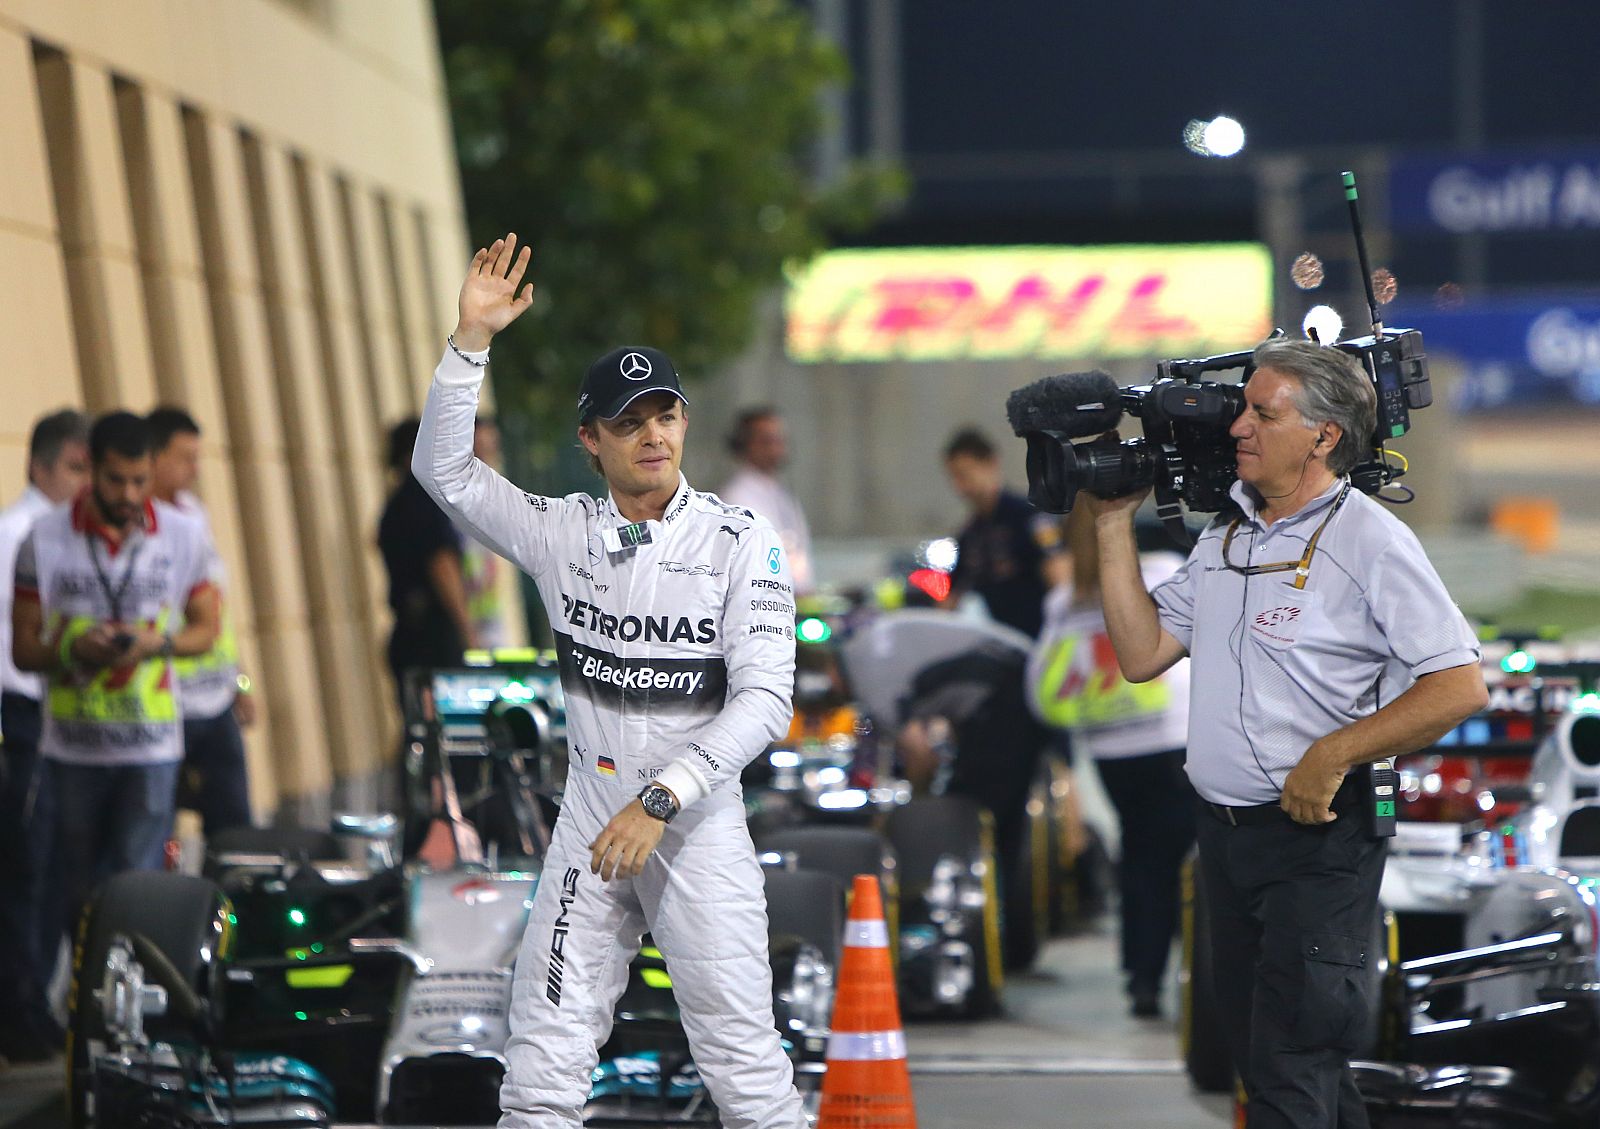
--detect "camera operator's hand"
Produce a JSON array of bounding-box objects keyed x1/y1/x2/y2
[
  {"x1": 451, "y1": 233, "x2": 535, "y2": 352},
  {"x1": 1082, "y1": 486, "x2": 1150, "y2": 524},
  {"x1": 1280, "y1": 740, "x2": 1344, "y2": 825}
]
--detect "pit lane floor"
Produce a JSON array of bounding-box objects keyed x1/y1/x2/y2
[
  {"x1": 0, "y1": 917, "x2": 1229, "y2": 1129},
  {"x1": 904, "y1": 915, "x2": 1230, "y2": 1128}
]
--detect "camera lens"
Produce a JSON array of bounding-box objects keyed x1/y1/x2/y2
[
  {"x1": 1023, "y1": 433, "x2": 1155, "y2": 513},
  {"x1": 1076, "y1": 437, "x2": 1156, "y2": 499}
]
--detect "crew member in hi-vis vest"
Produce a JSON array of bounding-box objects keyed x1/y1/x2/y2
[
  {"x1": 148, "y1": 408, "x2": 254, "y2": 837},
  {"x1": 1027, "y1": 507, "x2": 1194, "y2": 1019},
  {"x1": 11, "y1": 412, "x2": 218, "y2": 936}
]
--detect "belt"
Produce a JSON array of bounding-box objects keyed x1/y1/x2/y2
[
  {"x1": 1201, "y1": 799, "x2": 1288, "y2": 827},
  {"x1": 1201, "y1": 774, "x2": 1362, "y2": 827}
]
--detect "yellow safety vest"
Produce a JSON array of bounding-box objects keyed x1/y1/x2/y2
[
  {"x1": 1031, "y1": 631, "x2": 1171, "y2": 731},
  {"x1": 49, "y1": 609, "x2": 179, "y2": 727}
]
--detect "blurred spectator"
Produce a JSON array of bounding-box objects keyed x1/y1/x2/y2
[
  {"x1": 148, "y1": 408, "x2": 254, "y2": 837},
  {"x1": 0, "y1": 408, "x2": 88, "y2": 1061},
  {"x1": 942, "y1": 427, "x2": 1066, "y2": 637},
  {"x1": 459, "y1": 416, "x2": 511, "y2": 650},
  {"x1": 11, "y1": 412, "x2": 218, "y2": 955},
  {"x1": 378, "y1": 418, "x2": 472, "y2": 712},
  {"x1": 719, "y1": 406, "x2": 815, "y2": 592},
  {"x1": 897, "y1": 632, "x2": 1049, "y2": 970},
  {"x1": 1028, "y1": 507, "x2": 1194, "y2": 1018}
]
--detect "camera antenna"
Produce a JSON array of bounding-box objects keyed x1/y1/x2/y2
[{"x1": 1342, "y1": 170, "x2": 1384, "y2": 342}]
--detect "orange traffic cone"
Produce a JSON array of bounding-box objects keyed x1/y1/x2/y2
[{"x1": 817, "y1": 874, "x2": 917, "y2": 1129}]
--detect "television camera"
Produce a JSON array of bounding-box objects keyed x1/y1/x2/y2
[{"x1": 1007, "y1": 172, "x2": 1432, "y2": 547}]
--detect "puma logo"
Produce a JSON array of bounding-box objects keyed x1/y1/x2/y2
[{"x1": 719, "y1": 525, "x2": 746, "y2": 543}]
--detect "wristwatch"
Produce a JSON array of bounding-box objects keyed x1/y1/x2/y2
[
  {"x1": 158, "y1": 634, "x2": 176, "y2": 659},
  {"x1": 638, "y1": 783, "x2": 679, "y2": 824}
]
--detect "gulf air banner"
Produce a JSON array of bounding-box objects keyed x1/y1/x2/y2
[{"x1": 785, "y1": 244, "x2": 1272, "y2": 363}]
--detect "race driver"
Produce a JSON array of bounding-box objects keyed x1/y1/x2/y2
[{"x1": 413, "y1": 234, "x2": 805, "y2": 1129}]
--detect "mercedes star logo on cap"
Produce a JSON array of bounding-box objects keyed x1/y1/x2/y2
[{"x1": 620, "y1": 352, "x2": 653, "y2": 381}]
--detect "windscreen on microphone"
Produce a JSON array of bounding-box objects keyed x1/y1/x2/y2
[{"x1": 1005, "y1": 370, "x2": 1124, "y2": 439}]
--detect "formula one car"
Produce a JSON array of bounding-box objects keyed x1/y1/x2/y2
[
  {"x1": 1181, "y1": 644, "x2": 1600, "y2": 1126},
  {"x1": 68, "y1": 656, "x2": 836, "y2": 1127},
  {"x1": 743, "y1": 605, "x2": 1103, "y2": 1017}
]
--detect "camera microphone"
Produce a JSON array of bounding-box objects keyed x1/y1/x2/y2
[{"x1": 1005, "y1": 370, "x2": 1124, "y2": 439}]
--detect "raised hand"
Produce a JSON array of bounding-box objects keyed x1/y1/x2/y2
[{"x1": 453, "y1": 233, "x2": 534, "y2": 352}]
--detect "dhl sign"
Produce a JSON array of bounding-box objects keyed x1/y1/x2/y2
[{"x1": 785, "y1": 243, "x2": 1272, "y2": 363}]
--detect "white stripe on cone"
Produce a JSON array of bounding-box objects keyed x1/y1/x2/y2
[
  {"x1": 844, "y1": 919, "x2": 890, "y2": 948},
  {"x1": 827, "y1": 1029, "x2": 908, "y2": 1062}
]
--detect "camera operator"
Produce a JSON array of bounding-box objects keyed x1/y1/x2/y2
[{"x1": 1086, "y1": 340, "x2": 1486, "y2": 1128}]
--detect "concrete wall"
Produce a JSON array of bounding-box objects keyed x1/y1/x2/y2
[{"x1": 0, "y1": 0, "x2": 523, "y2": 817}]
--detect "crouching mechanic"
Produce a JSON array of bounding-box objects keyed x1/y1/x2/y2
[{"x1": 414, "y1": 234, "x2": 806, "y2": 1129}]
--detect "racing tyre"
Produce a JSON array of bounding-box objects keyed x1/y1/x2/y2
[
  {"x1": 1010, "y1": 778, "x2": 1053, "y2": 962},
  {"x1": 68, "y1": 870, "x2": 231, "y2": 1128},
  {"x1": 886, "y1": 796, "x2": 1004, "y2": 1018},
  {"x1": 1037, "y1": 758, "x2": 1112, "y2": 935},
  {"x1": 1180, "y1": 851, "x2": 1233, "y2": 1094},
  {"x1": 758, "y1": 826, "x2": 893, "y2": 896},
  {"x1": 764, "y1": 866, "x2": 847, "y2": 968}
]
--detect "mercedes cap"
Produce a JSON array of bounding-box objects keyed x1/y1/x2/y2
[{"x1": 577, "y1": 345, "x2": 688, "y2": 425}]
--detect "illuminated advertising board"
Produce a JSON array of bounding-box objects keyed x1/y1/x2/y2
[
  {"x1": 785, "y1": 244, "x2": 1272, "y2": 363},
  {"x1": 1388, "y1": 295, "x2": 1600, "y2": 412}
]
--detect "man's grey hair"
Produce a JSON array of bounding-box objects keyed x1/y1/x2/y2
[{"x1": 1251, "y1": 339, "x2": 1377, "y2": 476}]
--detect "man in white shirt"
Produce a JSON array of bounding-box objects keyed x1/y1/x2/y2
[
  {"x1": 0, "y1": 408, "x2": 89, "y2": 1062},
  {"x1": 719, "y1": 408, "x2": 815, "y2": 593},
  {"x1": 1090, "y1": 341, "x2": 1486, "y2": 1127},
  {"x1": 12, "y1": 411, "x2": 218, "y2": 965},
  {"x1": 148, "y1": 408, "x2": 254, "y2": 837}
]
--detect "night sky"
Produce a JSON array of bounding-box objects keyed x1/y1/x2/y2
[{"x1": 847, "y1": 0, "x2": 1600, "y2": 285}]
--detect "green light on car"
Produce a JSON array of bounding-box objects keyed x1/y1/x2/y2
[
  {"x1": 294, "y1": 1011, "x2": 308, "y2": 1021},
  {"x1": 287, "y1": 965, "x2": 354, "y2": 990},
  {"x1": 288, "y1": 908, "x2": 307, "y2": 927},
  {"x1": 1501, "y1": 649, "x2": 1535, "y2": 674},
  {"x1": 797, "y1": 617, "x2": 831, "y2": 644}
]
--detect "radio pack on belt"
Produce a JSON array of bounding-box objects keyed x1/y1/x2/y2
[{"x1": 1363, "y1": 759, "x2": 1398, "y2": 838}]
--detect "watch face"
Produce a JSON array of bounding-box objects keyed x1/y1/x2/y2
[{"x1": 642, "y1": 787, "x2": 673, "y2": 819}]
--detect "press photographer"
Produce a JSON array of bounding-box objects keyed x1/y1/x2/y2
[{"x1": 1032, "y1": 337, "x2": 1487, "y2": 1127}]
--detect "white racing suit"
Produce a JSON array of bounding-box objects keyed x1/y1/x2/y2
[{"x1": 414, "y1": 347, "x2": 805, "y2": 1129}]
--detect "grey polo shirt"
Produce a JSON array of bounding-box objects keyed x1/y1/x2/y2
[{"x1": 1151, "y1": 477, "x2": 1480, "y2": 806}]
